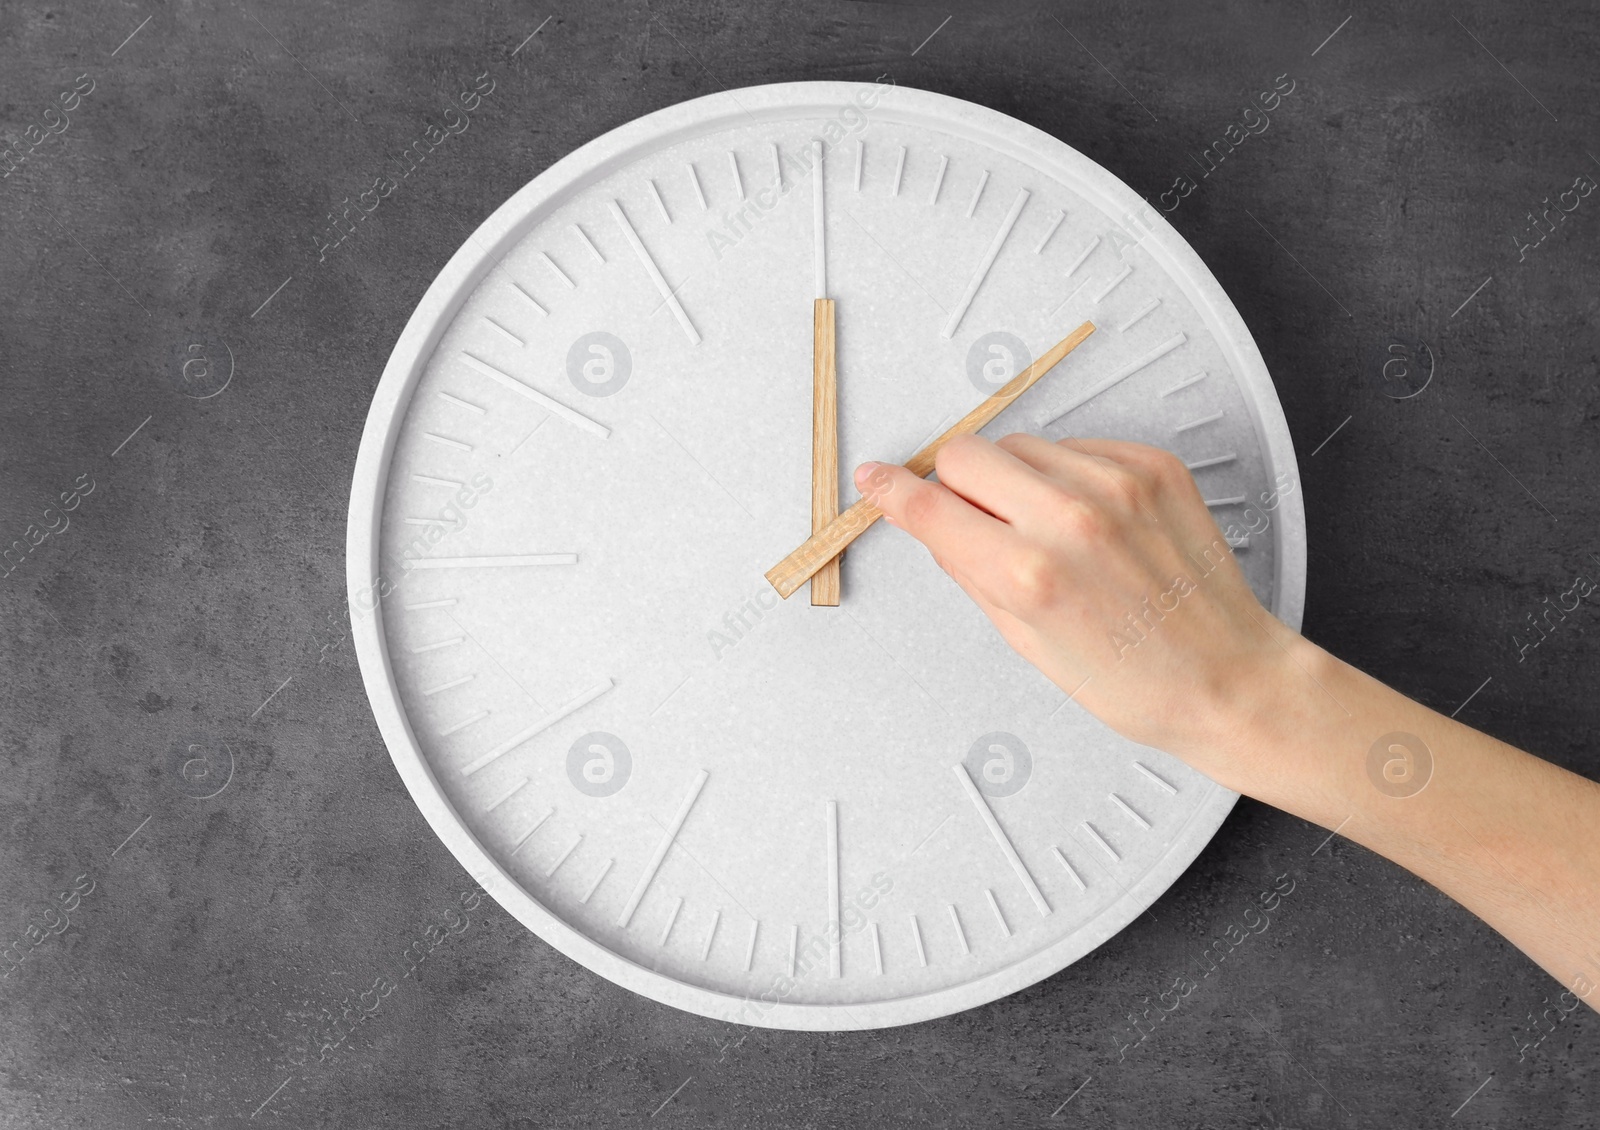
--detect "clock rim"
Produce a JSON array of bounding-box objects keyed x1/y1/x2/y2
[{"x1": 347, "y1": 80, "x2": 1308, "y2": 1031}]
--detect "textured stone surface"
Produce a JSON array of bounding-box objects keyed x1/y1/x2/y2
[{"x1": 0, "y1": 1, "x2": 1595, "y2": 1126}]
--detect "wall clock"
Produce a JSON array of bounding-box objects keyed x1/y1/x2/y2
[{"x1": 348, "y1": 81, "x2": 1306, "y2": 1030}]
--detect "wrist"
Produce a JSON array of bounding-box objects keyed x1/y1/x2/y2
[{"x1": 1188, "y1": 621, "x2": 1347, "y2": 801}]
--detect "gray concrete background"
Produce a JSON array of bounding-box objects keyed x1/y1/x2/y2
[{"x1": 1, "y1": 1, "x2": 1596, "y2": 1126}]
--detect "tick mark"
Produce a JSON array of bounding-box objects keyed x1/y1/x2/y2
[
  {"x1": 509, "y1": 282, "x2": 547, "y2": 316},
  {"x1": 1117, "y1": 297, "x2": 1160, "y2": 332},
  {"x1": 1173, "y1": 410, "x2": 1224, "y2": 434},
  {"x1": 657, "y1": 896, "x2": 683, "y2": 945},
  {"x1": 423, "y1": 432, "x2": 473, "y2": 452},
  {"x1": 580, "y1": 859, "x2": 614, "y2": 903},
  {"x1": 540, "y1": 251, "x2": 575, "y2": 288},
  {"x1": 1035, "y1": 210, "x2": 1065, "y2": 254},
  {"x1": 965, "y1": 169, "x2": 990, "y2": 217},
  {"x1": 1050, "y1": 845, "x2": 1087, "y2": 890},
  {"x1": 1063, "y1": 236, "x2": 1099, "y2": 277},
  {"x1": 439, "y1": 709, "x2": 490, "y2": 737},
  {"x1": 948, "y1": 904, "x2": 970, "y2": 954},
  {"x1": 929, "y1": 154, "x2": 948, "y2": 205},
  {"x1": 648, "y1": 179, "x2": 672, "y2": 224},
  {"x1": 485, "y1": 776, "x2": 529, "y2": 811},
  {"x1": 572, "y1": 223, "x2": 605, "y2": 264},
  {"x1": 437, "y1": 391, "x2": 486, "y2": 414},
  {"x1": 512, "y1": 809, "x2": 553, "y2": 853},
  {"x1": 547, "y1": 841, "x2": 583, "y2": 889}
]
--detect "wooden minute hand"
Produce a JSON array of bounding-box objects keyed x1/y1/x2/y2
[{"x1": 764, "y1": 320, "x2": 1097, "y2": 599}]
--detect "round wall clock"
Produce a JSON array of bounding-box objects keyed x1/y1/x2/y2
[{"x1": 348, "y1": 81, "x2": 1306, "y2": 1030}]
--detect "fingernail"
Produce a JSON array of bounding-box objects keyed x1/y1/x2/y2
[{"x1": 854, "y1": 462, "x2": 881, "y2": 489}]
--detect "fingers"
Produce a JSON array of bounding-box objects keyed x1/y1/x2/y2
[
  {"x1": 930, "y1": 434, "x2": 1075, "y2": 528},
  {"x1": 854, "y1": 459, "x2": 1028, "y2": 599}
]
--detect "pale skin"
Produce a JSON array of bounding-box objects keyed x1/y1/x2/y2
[{"x1": 854, "y1": 433, "x2": 1600, "y2": 1012}]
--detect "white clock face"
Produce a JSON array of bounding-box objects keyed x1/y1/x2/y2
[{"x1": 348, "y1": 82, "x2": 1305, "y2": 1030}]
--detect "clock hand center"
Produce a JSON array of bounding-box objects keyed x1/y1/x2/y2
[{"x1": 767, "y1": 320, "x2": 1097, "y2": 600}]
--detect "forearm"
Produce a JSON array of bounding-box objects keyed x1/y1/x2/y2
[
  {"x1": 855, "y1": 435, "x2": 1600, "y2": 1011},
  {"x1": 1209, "y1": 626, "x2": 1600, "y2": 1010}
]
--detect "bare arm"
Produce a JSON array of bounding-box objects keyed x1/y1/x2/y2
[{"x1": 856, "y1": 433, "x2": 1600, "y2": 1010}]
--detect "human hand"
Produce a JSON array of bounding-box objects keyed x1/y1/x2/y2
[{"x1": 855, "y1": 434, "x2": 1302, "y2": 783}]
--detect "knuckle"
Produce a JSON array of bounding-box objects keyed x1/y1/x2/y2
[
  {"x1": 1146, "y1": 446, "x2": 1190, "y2": 485},
  {"x1": 934, "y1": 435, "x2": 979, "y2": 476},
  {"x1": 1053, "y1": 492, "x2": 1104, "y2": 540},
  {"x1": 899, "y1": 484, "x2": 941, "y2": 528},
  {"x1": 1004, "y1": 548, "x2": 1061, "y2": 610}
]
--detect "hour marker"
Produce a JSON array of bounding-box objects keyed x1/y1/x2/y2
[
  {"x1": 941, "y1": 187, "x2": 1030, "y2": 339},
  {"x1": 408, "y1": 555, "x2": 579, "y2": 569},
  {"x1": 509, "y1": 282, "x2": 548, "y2": 316},
  {"x1": 909, "y1": 915, "x2": 927, "y2": 967},
  {"x1": 1185, "y1": 452, "x2": 1237, "y2": 471},
  {"x1": 461, "y1": 353, "x2": 611, "y2": 439},
  {"x1": 1134, "y1": 762, "x2": 1179, "y2": 795},
  {"x1": 463, "y1": 678, "x2": 616, "y2": 776},
  {"x1": 1047, "y1": 332, "x2": 1188, "y2": 422},
  {"x1": 853, "y1": 139, "x2": 863, "y2": 192},
  {"x1": 484, "y1": 317, "x2": 524, "y2": 346},
  {"x1": 1227, "y1": 534, "x2": 1250, "y2": 549},
  {"x1": 410, "y1": 636, "x2": 463, "y2": 654},
  {"x1": 788, "y1": 924, "x2": 799, "y2": 976},
  {"x1": 403, "y1": 597, "x2": 457, "y2": 611},
  {"x1": 439, "y1": 709, "x2": 489, "y2": 737},
  {"x1": 700, "y1": 909, "x2": 721, "y2": 960},
  {"x1": 965, "y1": 169, "x2": 989, "y2": 217},
  {"x1": 616, "y1": 768, "x2": 709, "y2": 927},
  {"x1": 812, "y1": 140, "x2": 827, "y2": 297},
  {"x1": 423, "y1": 433, "x2": 473, "y2": 452},
  {"x1": 546, "y1": 834, "x2": 582, "y2": 878},
  {"x1": 1161, "y1": 370, "x2": 1208, "y2": 397},
  {"x1": 573, "y1": 223, "x2": 605, "y2": 263},
  {"x1": 870, "y1": 922, "x2": 884, "y2": 974},
  {"x1": 411, "y1": 474, "x2": 463, "y2": 488},
  {"x1": 1117, "y1": 297, "x2": 1160, "y2": 332},
  {"x1": 658, "y1": 896, "x2": 683, "y2": 945},
  {"x1": 929, "y1": 154, "x2": 948, "y2": 204},
  {"x1": 826, "y1": 799, "x2": 841, "y2": 979},
  {"x1": 422, "y1": 673, "x2": 475, "y2": 697},
  {"x1": 1091, "y1": 264, "x2": 1133, "y2": 303},
  {"x1": 728, "y1": 150, "x2": 744, "y2": 199},
  {"x1": 1205, "y1": 495, "x2": 1249, "y2": 507},
  {"x1": 436, "y1": 391, "x2": 485, "y2": 414},
  {"x1": 1174, "y1": 411, "x2": 1224, "y2": 433},
  {"x1": 891, "y1": 145, "x2": 906, "y2": 196},
  {"x1": 687, "y1": 162, "x2": 707, "y2": 210},
  {"x1": 403, "y1": 516, "x2": 452, "y2": 526},
  {"x1": 743, "y1": 920, "x2": 759, "y2": 971},
  {"x1": 948, "y1": 904, "x2": 970, "y2": 955},
  {"x1": 608, "y1": 199, "x2": 702, "y2": 346},
  {"x1": 770, "y1": 142, "x2": 782, "y2": 190},
  {"x1": 512, "y1": 808, "x2": 553, "y2": 853},
  {"x1": 1050, "y1": 845, "x2": 1087, "y2": 890},
  {"x1": 1064, "y1": 236, "x2": 1099, "y2": 277},
  {"x1": 953, "y1": 763, "x2": 1051, "y2": 916},
  {"x1": 486, "y1": 776, "x2": 528, "y2": 811},
  {"x1": 648, "y1": 179, "x2": 672, "y2": 224},
  {"x1": 1035, "y1": 210, "x2": 1065, "y2": 253},
  {"x1": 1109, "y1": 793, "x2": 1152, "y2": 830},
  {"x1": 1081, "y1": 822, "x2": 1119, "y2": 862},
  {"x1": 984, "y1": 889, "x2": 1011, "y2": 938},
  {"x1": 580, "y1": 859, "x2": 613, "y2": 904},
  {"x1": 540, "y1": 251, "x2": 575, "y2": 288}
]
